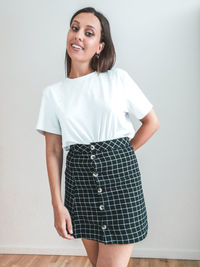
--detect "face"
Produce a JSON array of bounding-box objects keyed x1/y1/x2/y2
[{"x1": 66, "y1": 12, "x2": 105, "y2": 63}]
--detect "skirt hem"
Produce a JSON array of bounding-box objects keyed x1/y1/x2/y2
[{"x1": 71, "y1": 229, "x2": 148, "y2": 245}]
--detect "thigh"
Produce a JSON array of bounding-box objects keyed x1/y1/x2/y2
[
  {"x1": 81, "y1": 238, "x2": 99, "y2": 266},
  {"x1": 96, "y1": 242, "x2": 134, "y2": 267}
]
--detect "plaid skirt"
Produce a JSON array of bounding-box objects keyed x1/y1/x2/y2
[{"x1": 64, "y1": 136, "x2": 148, "y2": 245}]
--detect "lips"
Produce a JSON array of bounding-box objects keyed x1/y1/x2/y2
[{"x1": 71, "y1": 43, "x2": 84, "y2": 50}]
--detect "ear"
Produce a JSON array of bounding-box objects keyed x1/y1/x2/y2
[{"x1": 99, "y1": 42, "x2": 105, "y2": 53}]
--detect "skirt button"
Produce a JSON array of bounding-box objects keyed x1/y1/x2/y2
[
  {"x1": 90, "y1": 154, "x2": 95, "y2": 159},
  {"x1": 98, "y1": 187, "x2": 102, "y2": 193},
  {"x1": 99, "y1": 204, "x2": 104, "y2": 210},
  {"x1": 91, "y1": 144, "x2": 95, "y2": 150},
  {"x1": 102, "y1": 225, "x2": 107, "y2": 230}
]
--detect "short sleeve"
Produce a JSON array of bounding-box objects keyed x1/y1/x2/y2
[
  {"x1": 118, "y1": 68, "x2": 153, "y2": 120},
  {"x1": 35, "y1": 86, "x2": 62, "y2": 136}
]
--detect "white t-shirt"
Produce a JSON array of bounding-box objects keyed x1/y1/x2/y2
[{"x1": 35, "y1": 67, "x2": 153, "y2": 151}]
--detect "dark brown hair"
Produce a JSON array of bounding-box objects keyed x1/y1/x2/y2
[{"x1": 64, "y1": 7, "x2": 116, "y2": 78}]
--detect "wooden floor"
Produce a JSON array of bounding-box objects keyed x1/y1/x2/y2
[{"x1": 0, "y1": 255, "x2": 199, "y2": 267}]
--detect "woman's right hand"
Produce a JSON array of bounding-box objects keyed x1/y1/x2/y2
[{"x1": 53, "y1": 204, "x2": 75, "y2": 240}]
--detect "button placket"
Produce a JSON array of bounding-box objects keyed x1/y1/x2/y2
[{"x1": 90, "y1": 144, "x2": 107, "y2": 236}]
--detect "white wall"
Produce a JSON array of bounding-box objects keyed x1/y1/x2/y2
[{"x1": 0, "y1": 0, "x2": 199, "y2": 260}]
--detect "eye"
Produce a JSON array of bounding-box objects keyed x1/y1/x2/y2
[
  {"x1": 86, "y1": 31, "x2": 94, "y2": 37},
  {"x1": 71, "y1": 25, "x2": 94, "y2": 37},
  {"x1": 71, "y1": 25, "x2": 78, "y2": 31}
]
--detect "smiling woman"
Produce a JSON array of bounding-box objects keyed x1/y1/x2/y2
[
  {"x1": 65, "y1": 7, "x2": 116, "y2": 77},
  {"x1": 36, "y1": 6, "x2": 159, "y2": 267}
]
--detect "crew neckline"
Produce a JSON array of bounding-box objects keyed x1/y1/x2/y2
[{"x1": 66, "y1": 70, "x2": 97, "y2": 81}]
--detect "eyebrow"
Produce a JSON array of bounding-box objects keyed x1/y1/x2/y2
[{"x1": 72, "y1": 20, "x2": 96, "y2": 30}]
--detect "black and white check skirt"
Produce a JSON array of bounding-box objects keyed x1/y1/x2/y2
[{"x1": 64, "y1": 136, "x2": 148, "y2": 245}]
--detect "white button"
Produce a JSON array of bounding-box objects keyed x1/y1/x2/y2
[
  {"x1": 91, "y1": 145, "x2": 95, "y2": 150},
  {"x1": 99, "y1": 204, "x2": 104, "y2": 210},
  {"x1": 98, "y1": 187, "x2": 102, "y2": 193},
  {"x1": 90, "y1": 154, "x2": 95, "y2": 159},
  {"x1": 102, "y1": 225, "x2": 107, "y2": 230},
  {"x1": 93, "y1": 172, "x2": 98, "y2": 177}
]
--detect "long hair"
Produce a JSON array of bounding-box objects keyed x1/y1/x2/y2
[{"x1": 65, "y1": 7, "x2": 116, "y2": 78}]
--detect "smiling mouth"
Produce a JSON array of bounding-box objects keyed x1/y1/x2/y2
[{"x1": 71, "y1": 43, "x2": 84, "y2": 50}]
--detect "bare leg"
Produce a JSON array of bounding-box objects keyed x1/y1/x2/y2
[
  {"x1": 81, "y1": 238, "x2": 99, "y2": 267},
  {"x1": 96, "y1": 242, "x2": 134, "y2": 267}
]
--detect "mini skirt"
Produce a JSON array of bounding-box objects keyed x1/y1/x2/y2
[{"x1": 64, "y1": 136, "x2": 148, "y2": 245}]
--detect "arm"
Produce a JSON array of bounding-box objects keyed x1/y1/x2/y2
[
  {"x1": 44, "y1": 132, "x2": 74, "y2": 239},
  {"x1": 45, "y1": 132, "x2": 63, "y2": 209},
  {"x1": 130, "y1": 108, "x2": 160, "y2": 151}
]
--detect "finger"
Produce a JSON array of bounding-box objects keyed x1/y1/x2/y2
[
  {"x1": 66, "y1": 217, "x2": 73, "y2": 235},
  {"x1": 57, "y1": 228, "x2": 74, "y2": 239},
  {"x1": 61, "y1": 223, "x2": 74, "y2": 239}
]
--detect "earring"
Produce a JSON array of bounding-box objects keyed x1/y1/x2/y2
[{"x1": 95, "y1": 53, "x2": 100, "y2": 59}]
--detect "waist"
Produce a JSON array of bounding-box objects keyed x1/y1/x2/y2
[{"x1": 69, "y1": 136, "x2": 131, "y2": 154}]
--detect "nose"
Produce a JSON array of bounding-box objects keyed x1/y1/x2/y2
[{"x1": 74, "y1": 29, "x2": 84, "y2": 41}]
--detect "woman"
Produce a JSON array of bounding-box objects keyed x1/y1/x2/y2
[{"x1": 36, "y1": 7, "x2": 160, "y2": 267}]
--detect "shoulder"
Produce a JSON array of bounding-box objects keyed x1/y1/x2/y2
[
  {"x1": 99, "y1": 67, "x2": 134, "y2": 88},
  {"x1": 107, "y1": 68, "x2": 142, "y2": 92},
  {"x1": 106, "y1": 67, "x2": 134, "y2": 88},
  {"x1": 103, "y1": 67, "x2": 129, "y2": 81},
  {"x1": 42, "y1": 80, "x2": 65, "y2": 97},
  {"x1": 108, "y1": 67, "x2": 130, "y2": 79},
  {"x1": 107, "y1": 66, "x2": 126, "y2": 75}
]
